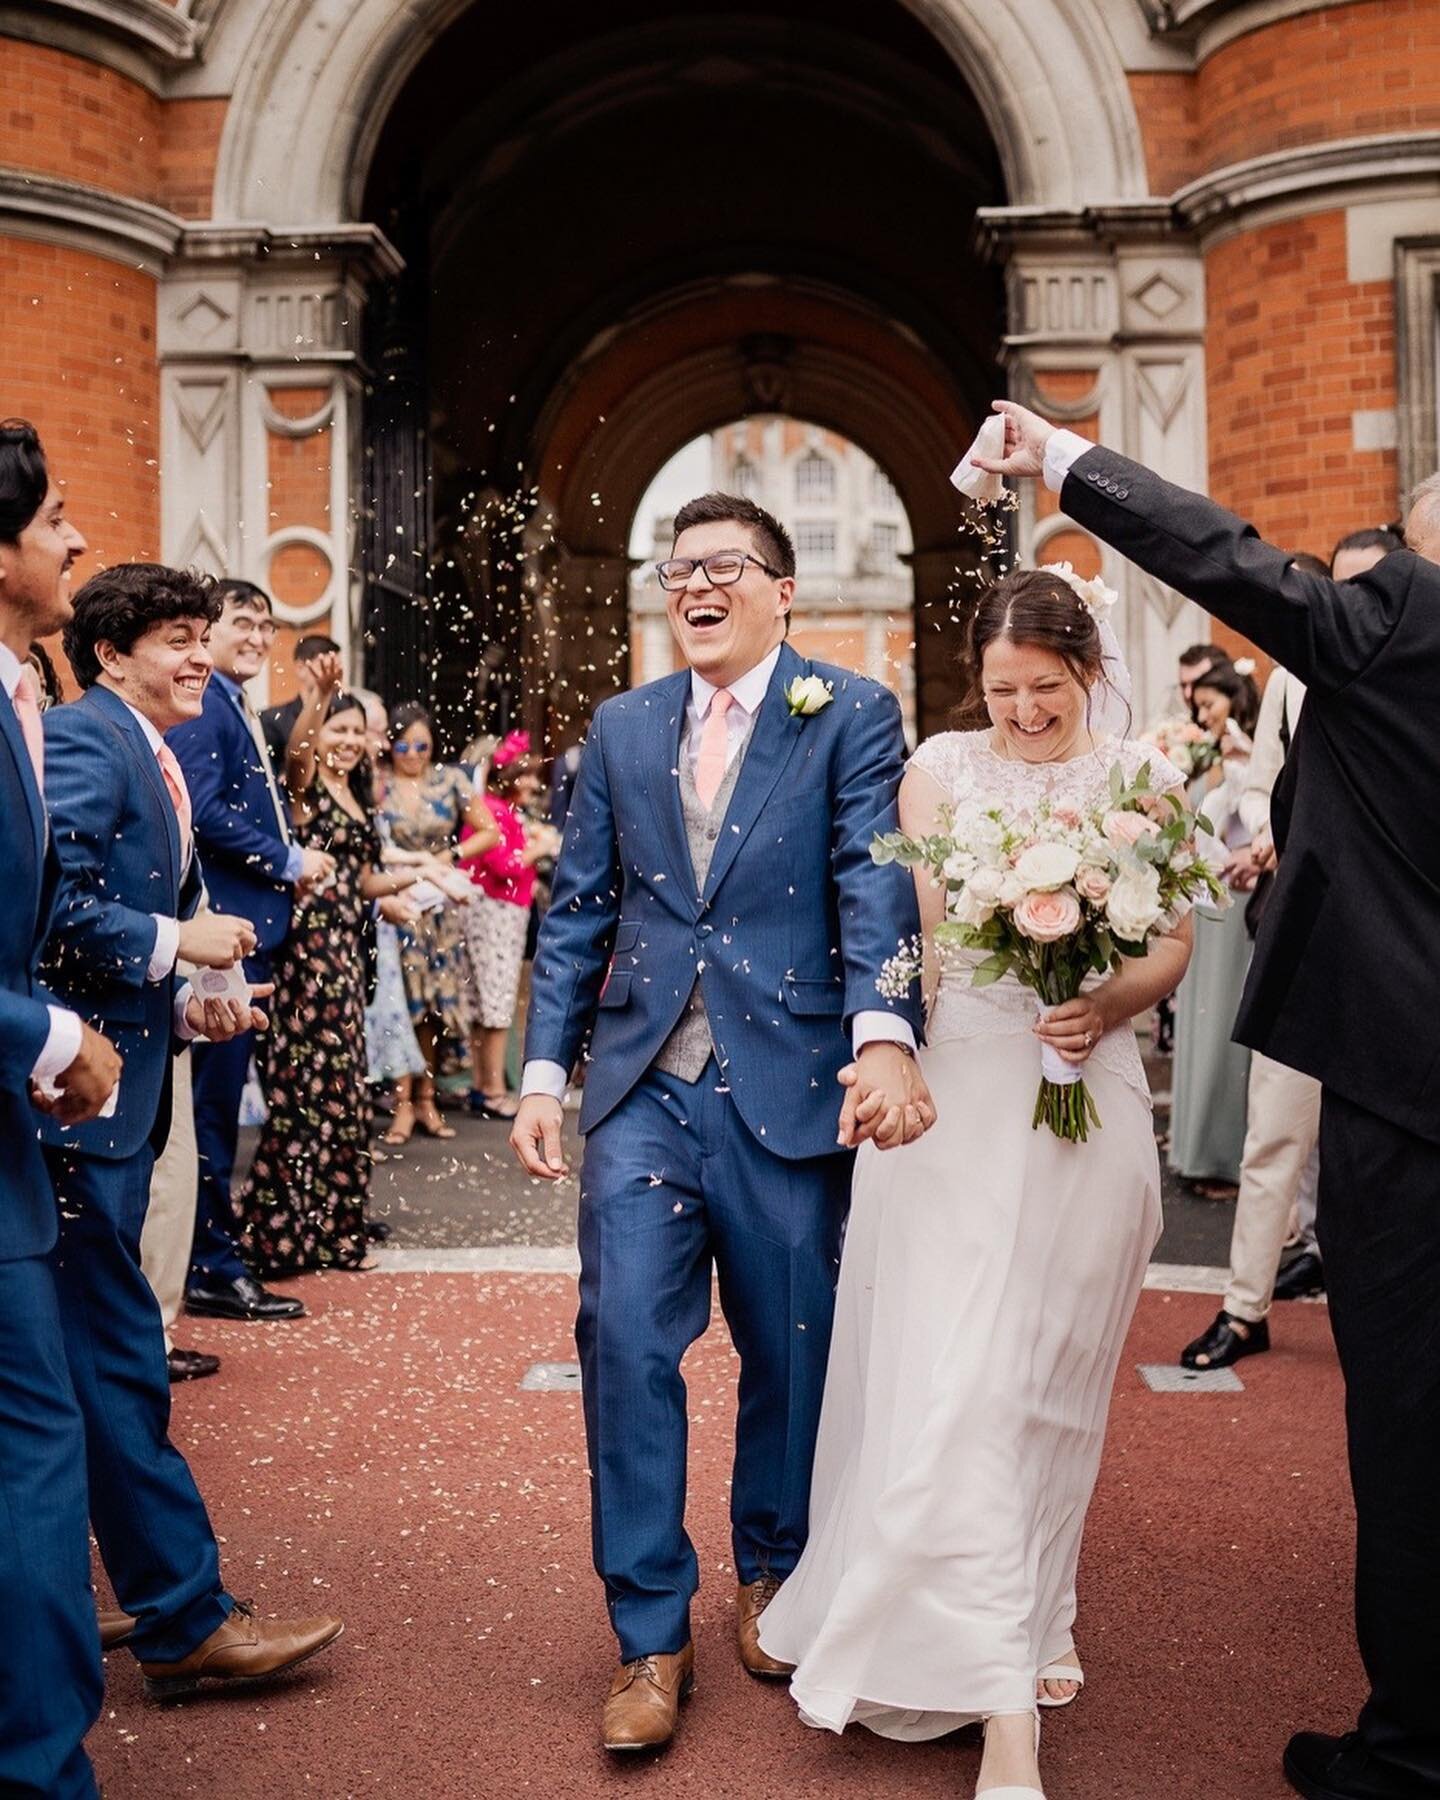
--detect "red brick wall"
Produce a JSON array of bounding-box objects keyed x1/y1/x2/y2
[
  {"x1": 159, "y1": 97, "x2": 227, "y2": 219},
  {"x1": 0, "y1": 41, "x2": 161, "y2": 202},
  {"x1": 1128, "y1": 72, "x2": 1201, "y2": 195}
]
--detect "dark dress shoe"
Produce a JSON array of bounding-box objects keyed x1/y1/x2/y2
[
  {"x1": 1284, "y1": 1730, "x2": 1426, "y2": 1799},
  {"x1": 184, "y1": 1276, "x2": 306, "y2": 1321},
  {"x1": 167, "y1": 1346, "x2": 220, "y2": 1382},
  {"x1": 1180, "y1": 1309, "x2": 1269, "y2": 1370},
  {"x1": 98, "y1": 1608, "x2": 135, "y2": 1650},
  {"x1": 1273, "y1": 1249, "x2": 1326, "y2": 1301},
  {"x1": 365, "y1": 1217, "x2": 392, "y2": 1244}
]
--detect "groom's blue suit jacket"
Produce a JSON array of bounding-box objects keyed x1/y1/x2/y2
[{"x1": 525, "y1": 643, "x2": 923, "y2": 1162}]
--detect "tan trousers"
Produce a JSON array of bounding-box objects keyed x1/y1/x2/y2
[
  {"x1": 1224, "y1": 1052, "x2": 1323, "y2": 1322},
  {"x1": 141, "y1": 1049, "x2": 198, "y2": 1353}
]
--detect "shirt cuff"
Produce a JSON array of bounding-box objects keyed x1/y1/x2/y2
[
  {"x1": 852, "y1": 1011, "x2": 918, "y2": 1056},
  {"x1": 148, "y1": 914, "x2": 180, "y2": 982},
  {"x1": 283, "y1": 843, "x2": 306, "y2": 885},
  {"x1": 1043, "y1": 428, "x2": 1093, "y2": 494},
  {"x1": 173, "y1": 981, "x2": 199, "y2": 1042},
  {"x1": 33, "y1": 1006, "x2": 84, "y2": 1085},
  {"x1": 520, "y1": 1059, "x2": 569, "y2": 1101}
]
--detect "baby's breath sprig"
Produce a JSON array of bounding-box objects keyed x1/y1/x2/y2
[{"x1": 876, "y1": 935, "x2": 925, "y2": 1001}]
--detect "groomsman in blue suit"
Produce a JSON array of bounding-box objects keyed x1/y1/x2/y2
[
  {"x1": 167, "y1": 579, "x2": 334, "y2": 1321},
  {"x1": 0, "y1": 419, "x2": 118, "y2": 1799},
  {"x1": 40, "y1": 561, "x2": 344, "y2": 1697},
  {"x1": 512, "y1": 493, "x2": 930, "y2": 1751}
]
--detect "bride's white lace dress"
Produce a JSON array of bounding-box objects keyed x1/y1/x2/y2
[{"x1": 759, "y1": 731, "x2": 1180, "y2": 1738}]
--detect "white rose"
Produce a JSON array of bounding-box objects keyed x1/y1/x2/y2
[
  {"x1": 942, "y1": 849, "x2": 978, "y2": 883},
  {"x1": 951, "y1": 886, "x2": 995, "y2": 929},
  {"x1": 997, "y1": 869, "x2": 1027, "y2": 907},
  {"x1": 966, "y1": 865, "x2": 1006, "y2": 906},
  {"x1": 1106, "y1": 866, "x2": 1164, "y2": 942},
  {"x1": 785, "y1": 674, "x2": 834, "y2": 717},
  {"x1": 1013, "y1": 841, "x2": 1080, "y2": 892}
]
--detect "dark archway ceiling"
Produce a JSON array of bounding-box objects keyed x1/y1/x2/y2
[{"x1": 363, "y1": 1, "x2": 1006, "y2": 505}]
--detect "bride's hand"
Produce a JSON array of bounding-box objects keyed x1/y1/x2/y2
[{"x1": 1034, "y1": 995, "x2": 1107, "y2": 1066}]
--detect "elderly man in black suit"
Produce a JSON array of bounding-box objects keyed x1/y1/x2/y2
[{"x1": 976, "y1": 401, "x2": 1440, "y2": 1800}]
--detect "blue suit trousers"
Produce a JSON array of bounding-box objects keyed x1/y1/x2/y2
[
  {"x1": 188, "y1": 948, "x2": 271, "y2": 1286},
  {"x1": 576, "y1": 1058, "x2": 851, "y2": 1661},
  {"x1": 45, "y1": 1147, "x2": 233, "y2": 1663},
  {"x1": 0, "y1": 1255, "x2": 100, "y2": 1800}
]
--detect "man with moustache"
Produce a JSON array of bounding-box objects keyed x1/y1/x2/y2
[
  {"x1": 976, "y1": 403, "x2": 1440, "y2": 1800},
  {"x1": 512, "y1": 493, "x2": 929, "y2": 1752},
  {"x1": 40, "y1": 562, "x2": 344, "y2": 1697},
  {"x1": 0, "y1": 418, "x2": 119, "y2": 1799}
]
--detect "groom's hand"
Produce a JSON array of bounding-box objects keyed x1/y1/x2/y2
[
  {"x1": 837, "y1": 1044, "x2": 936, "y2": 1152},
  {"x1": 969, "y1": 399, "x2": 1056, "y2": 482},
  {"x1": 510, "y1": 1094, "x2": 569, "y2": 1180}
]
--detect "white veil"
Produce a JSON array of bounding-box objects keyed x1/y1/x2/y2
[{"x1": 1038, "y1": 561, "x2": 1132, "y2": 740}]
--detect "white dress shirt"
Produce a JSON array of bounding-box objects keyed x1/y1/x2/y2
[
  {"x1": 1042, "y1": 427, "x2": 1095, "y2": 493},
  {"x1": 109, "y1": 693, "x2": 193, "y2": 985},
  {"x1": 520, "y1": 643, "x2": 915, "y2": 1101},
  {"x1": 1239, "y1": 667, "x2": 1306, "y2": 841},
  {"x1": 1, "y1": 641, "x2": 84, "y2": 1084}
]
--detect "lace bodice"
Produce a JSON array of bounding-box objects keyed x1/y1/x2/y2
[{"x1": 906, "y1": 731, "x2": 1186, "y2": 1099}]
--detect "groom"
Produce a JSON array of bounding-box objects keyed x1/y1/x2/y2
[
  {"x1": 978, "y1": 401, "x2": 1440, "y2": 1800},
  {"x1": 511, "y1": 492, "x2": 929, "y2": 1751}
]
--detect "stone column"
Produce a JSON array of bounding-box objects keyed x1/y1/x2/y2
[{"x1": 158, "y1": 224, "x2": 402, "y2": 705}]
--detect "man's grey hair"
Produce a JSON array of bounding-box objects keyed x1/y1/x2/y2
[{"x1": 1409, "y1": 471, "x2": 1440, "y2": 515}]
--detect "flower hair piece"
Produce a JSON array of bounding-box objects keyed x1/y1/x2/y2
[
  {"x1": 492, "y1": 729, "x2": 531, "y2": 768},
  {"x1": 1233, "y1": 657, "x2": 1256, "y2": 677},
  {"x1": 1039, "y1": 560, "x2": 1118, "y2": 622}
]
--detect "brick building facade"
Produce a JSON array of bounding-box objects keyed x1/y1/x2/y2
[{"x1": 2, "y1": 1, "x2": 1436, "y2": 734}]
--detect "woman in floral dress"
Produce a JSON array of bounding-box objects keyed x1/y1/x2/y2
[{"x1": 237, "y1": 660, "x2": 421, "y2": 1275}]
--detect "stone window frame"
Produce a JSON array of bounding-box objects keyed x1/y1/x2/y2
[
  {"x1": 794, "y1": 450, "x2": 837, "y2": 506},
  {"x1": 1396, "y1": 237, "x2": 1440, "y2": 502}
]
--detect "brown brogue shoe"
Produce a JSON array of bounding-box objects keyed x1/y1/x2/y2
[
  {"x1": 737, "y1": 1576, "x2": 794, "y2": 1679},
  {"x1": 138, "y1": 1602, "x2": 343, "y2": 1699},
  {"x1": 601, "y1": 1643, "x2": 694, "y2": 1752},
  {"x1": 98, "y1": 1608, "x2": 135, "y2": 1651}
]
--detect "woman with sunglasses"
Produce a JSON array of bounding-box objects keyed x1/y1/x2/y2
[{"x1": 376, "y1": 702, "x2": 499, "y2": 1144}]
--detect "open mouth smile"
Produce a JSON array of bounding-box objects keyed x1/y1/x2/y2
[{"x1": 684, "y1": 604, "x2": 729, "y2": 630}]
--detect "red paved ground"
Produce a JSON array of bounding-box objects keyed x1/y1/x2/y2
[{"x1": 89, "y1": 1277, "x2": 1358, "y2": 1800}]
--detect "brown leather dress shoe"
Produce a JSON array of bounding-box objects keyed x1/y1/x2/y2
[
  {"x1": 737, "y1": 1576, "x2": 794, "y2": 1678},
  {"x1": 98, "y1": 1608, "x2": 135, "y2": 1650},
  {"x1": 602, "y1": 1643, "x2": 694, "y2": 1752},
  {"x1": 138, "y1": 1602, "x2": 343, "y2": 1699}
]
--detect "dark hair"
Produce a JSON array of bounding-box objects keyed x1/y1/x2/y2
[
  {"x1": 672, "y1": 492, "x2": 796, "y2": 579},
  {"x1": 389, "y1": 702, "x2": 434, "y2": 752},
  {"x1": 0, "y1": 419, "x2": 49, "y2": 544},
  {"x1": 63, "y1": 563, "x2": 221, "y2": 689},
  {"x1": 1178, "y1": 642, "x2": 1224, "y2": 669},
  {"x1": 1290, "y1": 552, "x2": 1331, "y2": 579},
  {"x1": 295, "y1": 633, "x2": 339, "y2": 663},
  {"x1": 321, "y1": 690, "x2": 374, "y2": 811},
  {"x1": 1330, "y1": 526, "x2": 1403, "y2": 569},
  {"x1": 212, "y1": 578, "x2": 272, "y2": 615},
  {"x1": 25, "y1": 640, "x2": 61, "y2": 709},
  {"x1": 488, "y1": 752, "x2": 542, "y2": 800},
  {"x1": 1190, "y1": 659, "x2": 1260, "y2": 736},
  {"x1": 964, "y1": 568, "x2": 1111, "y2": 720}
]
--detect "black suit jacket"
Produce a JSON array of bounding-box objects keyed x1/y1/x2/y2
[{"x1": 1064, "y1": 445, "x2": 1440, "y2": 1142}]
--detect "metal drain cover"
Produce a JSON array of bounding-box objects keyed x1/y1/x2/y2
[
  {"x1": 520, "y1": 1361, "x2": 582, "y2": 1391},
  {"x1": 1137, "y1": 1363, "x2": 1243, "y2": 1393}
]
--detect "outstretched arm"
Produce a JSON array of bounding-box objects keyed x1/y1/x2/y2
[{"x1": 974, "y1": 400, "x2": 1403, "y2": 691}]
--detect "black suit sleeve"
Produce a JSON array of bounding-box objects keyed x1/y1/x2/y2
[{"x1": 1062, "y1": 445, "x2": 1406, "y2": 692}]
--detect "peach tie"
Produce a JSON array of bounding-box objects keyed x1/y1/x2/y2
[
  {"x1": 11, "y1": 668, "x2": 44, "y2": 794},
  {"x1": 155, "y1": 740, "x2": 193, "y2": 858},
  {"x1": 694, "y1": 687, "x2": 734, "y2": 812}
]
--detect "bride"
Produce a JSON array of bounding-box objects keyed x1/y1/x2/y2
[{"x1": 758, "y1": 567, "x2": 1194, "y2": 1798}]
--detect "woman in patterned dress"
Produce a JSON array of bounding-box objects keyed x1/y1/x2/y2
[
  {"x1": 236, "y1": 658, "x2": 422, "y2": 1275},
  {"x1": 375, "y1": 703, "x2": 499, "y2": 1144}
]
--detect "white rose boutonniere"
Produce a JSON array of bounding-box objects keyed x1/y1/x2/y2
[{"x1": 785, "y1": 674, "x2": 834, "y2": 718}]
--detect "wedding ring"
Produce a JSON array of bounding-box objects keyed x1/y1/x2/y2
[{"x1": 1083, "y1": 1030, "x2": 1094, "y2": 1047}]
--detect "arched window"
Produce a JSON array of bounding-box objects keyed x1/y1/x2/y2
[
  {"x1": 795, "y1": 451, "x2": 836, "y2": 505},
  {"x1": 871, "y1": 466, "x2": 900, "y2": 511},
  {"x1": 732, "y1": 455, "x2": 760, "y2": 499}
]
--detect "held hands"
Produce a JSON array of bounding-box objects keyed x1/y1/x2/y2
[
  {"x1": 184, "y1": 982, "x2": 274, "y2": 1043},
  {"x1": 510, "y1": 1094, "x2": 569, "y2": 1180},
  {"x1": 969, "y1": 400, "x2": 1057, "y2": 482},
  {"x1": 836, "y1": 1042, "x2": 936, "y2": 1151},
  {"x1": 35, "y1": 1021, "x2": 123, "y2": 1125},
  {"x1": 177, "y1": 911, "x2": 257, "y2": 969},
  {"x1": 1033, "y1": 995, "x2": 1108, "y2": 1068},
  {"x1": 377, "y1": 891, "x2": 419, "y2": 927}
]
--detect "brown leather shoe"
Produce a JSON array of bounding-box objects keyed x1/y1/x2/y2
[
  {"x1": 737, "y1": 1576, "x2": 794, "y2": 1679},
  {"x1": 98, "y1": 1608, "x2": 135, "y2": 1650},
  {"x1": 138, "y1": 1602, "x2": 343, "y2": 1699},
  {"x1": 602, "y1": 1643, "x2": 694, "y2": 1752}
]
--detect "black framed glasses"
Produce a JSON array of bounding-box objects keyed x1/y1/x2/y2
[{"x1": 655, "y1": 551, "x2": 782, "y2": 591}]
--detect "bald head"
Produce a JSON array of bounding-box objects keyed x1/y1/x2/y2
[{"x1": 1406, "y1": 474, "x2": 1440, "y2": 565}]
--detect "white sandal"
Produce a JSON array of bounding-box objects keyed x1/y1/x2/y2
[
  {"x1": 976, "y1": 1713, "x2": 1045, "y2": 1799},
  {"x1": 1036, "y1": 1656, "x2": 1084, "y2": 1709}
]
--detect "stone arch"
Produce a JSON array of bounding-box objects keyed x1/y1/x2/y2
[{"x1": 207, "y1": 0, "x2": 1150, "y2": 225}]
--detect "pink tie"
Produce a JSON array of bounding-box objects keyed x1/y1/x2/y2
[
  {"x1": 155, "y1": 740, "x2": 193, "y2": 858},
  {"x1": 694, "y1": 688, "x2": 734, "y2": 812},
  {"x1": 11, "y1": 669, "x2": 45, "y2": 794}
]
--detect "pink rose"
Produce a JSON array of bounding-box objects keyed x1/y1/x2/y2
[
  {"x1": 1075, "y1": 863, "x2": 1112, "y2": 903},
  {"x1": 1102, "y1": 809, "x2": 1158, "y2": 851},
  {"x1": 1012, "y1": 886, "x2": 1083, "y2": 943}
]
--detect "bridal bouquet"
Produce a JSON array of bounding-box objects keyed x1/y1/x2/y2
[
  {"x1": 1139, "y1": 716, "x2": 1220, "y2": 779},
  {"x1": 871, "y1": 762, "x2": 1227, "y2": 1142}
]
